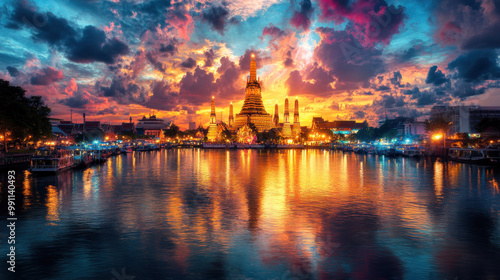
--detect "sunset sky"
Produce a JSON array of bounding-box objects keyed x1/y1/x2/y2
[{"x1": 1, "y1": 0, "x2": 500, "y2": 128}]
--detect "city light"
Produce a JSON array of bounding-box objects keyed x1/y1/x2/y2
[{"x1": 432, "y1": 134, "x2": 443, "y2": 140}]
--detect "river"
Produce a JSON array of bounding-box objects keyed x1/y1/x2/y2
[{"x1": 1, "y1": 149, "x2": 500, "y2": 279}]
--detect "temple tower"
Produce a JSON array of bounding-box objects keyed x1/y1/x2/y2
[
  {"x1": 229, "y1": 102, "x2": 234, "y2": 127},
  {"x1": 249, "y1": 54, "x2": 257, "y2": 82},
  {"x1": 273, "y1": 101, "x2": 279, "y2": 127},
  {"x1": 233, "y1": 53, "x2": 273, "y2": 132},
  {"x1": 292, "y1": 97, "x2": 301, "y2": 136},
  {"x1": 207, "y1": 96, "x2": 218, "y2": 141},
  {"x1": 282, "y1": 97, "x2": 292, "y2": 138}
]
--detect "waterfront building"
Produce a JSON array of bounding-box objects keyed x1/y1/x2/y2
[
  {"x1": 282, "y1": 97, "x2": 292, "y2": 138},
  {"x1": 207, "y1": 96, "x2": 218, "y2": 141},
  {"x1": 403, "y1": 120, "x2": 425, "y2": 137},
  {"x1": 311, "y1": 117, "x2": 365, "y2": 135},
  {"x1": 233, "y1": 54, "x2": 273, "y2": 132},
  {"x1": 136, "y1": 115, "x2": 167, "y2": 138},
  {"x1": 430, "y1": 105, "x2": 500, "y2": 134}
]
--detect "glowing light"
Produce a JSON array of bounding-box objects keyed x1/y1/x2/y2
[
  {"x1": 432, "y1": 134, "x2": 443, "y2": 140},
  {"x1": 251, "y1": 53, "x2": 255, "y2": 58}
]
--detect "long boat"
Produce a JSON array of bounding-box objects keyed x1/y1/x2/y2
[
  {"x1": 71, "y1": 147, "x2": 93, "y2": 167},
  {"x1": 30, "y1": 147, "x2": 75, "y2": 173},
  {"x1": 203, "y1": 143, "x2": 228, "y2": 149},
  {"x1": 449, "y1": 147, "x2": 500, "y2": 165}
]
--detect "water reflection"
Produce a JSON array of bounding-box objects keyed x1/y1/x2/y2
[{"x1": 0, "y1": 150, "x2": 499, "y2": 279}]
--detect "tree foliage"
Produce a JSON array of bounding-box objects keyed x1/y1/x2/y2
[
  {"x1": 425, "y1": 116, "x2": 451, "y2": 134},
  {"x1": 0, "y1": 79, "x2": 52, "y2": 152},
  {"x1": 163, "y1": 123, "x2": 180, "y2": 138}
]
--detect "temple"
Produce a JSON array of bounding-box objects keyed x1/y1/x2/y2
[
  {"x1": 233, "y1": 54, "x2": 273, "y2": 132},
  {"x1": 207, "y1": 96, "x2": 218, "y2": 141},
  {"x1": 282, "y1": 97, "x2": 292, "y2": 138},
  {"x1": 292, "y1": 97, "x2": 301, "y2": 136}
]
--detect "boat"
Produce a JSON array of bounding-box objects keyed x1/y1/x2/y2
[
  {"x1": 121, "y1": 145, "x2": 133, "y2": 153},
  {"x1": 276, "y1": 144, "x2": 304, "y2": 149},
  {"x1": 385, "y1": 148, "x2": 398, "y2": 157},
  {"x1": 449, "y1": 147, "x2": 500, "y2": 165},
  {"x1": 72, "y1": 147, "x2": 93, "y2": 167},
  {"x1": 203, "y1": 143, "x2": 228, "y2": 149},
  {"x1": 401, "y1": 146, "x2": 423, "y2": 159},
  {"x1": 248, "y1": 144, "x2": 265, "y2": 149},
  {"x1": 353, "y1": 145, "x2": 368, "y2": 154},
  {"x1": 30, "y1": 147, "x2": 76, "y2": 173}
]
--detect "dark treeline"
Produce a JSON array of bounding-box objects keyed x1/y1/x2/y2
[{"x1": 0, "y1": 79, "x2": 52, "y2": 152}]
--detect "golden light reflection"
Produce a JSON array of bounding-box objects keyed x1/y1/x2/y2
[
  {"x1": 434, "y1": 161, "x2": 444, "y2": 199},
  {"x1": 46, "y1": 185, "x2": 59, "y2": 224},
  {"x1": 23, "y1": 170, "x2": 32, "y2": 209},
  {"x1": 83, "y1": 169, "x2": 93, "y2": 199}
]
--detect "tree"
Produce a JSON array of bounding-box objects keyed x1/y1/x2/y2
[
  {"x1": 0, "y1": 79, "x2": 52, "y2": 152},
  {"x1": 425, "y1": 116, "x2": 451, "y2": 135},
  {"x1": 164, "y1": 123, "x2": 180, "y2": 138},
  {"x1": 355, "y1": 126, "x2": 376, "y2": 142}
]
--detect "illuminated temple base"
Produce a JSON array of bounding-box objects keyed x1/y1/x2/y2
[
  {"x1": 233, "y1": 114, "x2": 274, "y2": 132},
  {"x1": 207, "y1": 124, "x2": 218, "y2": 141},
  {"x1": 282, "y1": 123, "x2": 292, "y2": 138},
  {"x1": 292, "y1": 123, "x2": 301, "y2": 136}
]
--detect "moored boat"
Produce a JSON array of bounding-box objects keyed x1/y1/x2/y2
[
  {"x1": 30, "y1": 147, "x2": 75, "y2": 173},
  {"x1": 449, "y1": 147, "x2": 500, "y2": 165}
]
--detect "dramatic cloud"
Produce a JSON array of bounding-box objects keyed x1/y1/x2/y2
[
  {"x1": 285, "y1": 63, "x2": 335, "y2": 97},
  {"x1": 448, "y1": 50, "x2": 500, "y2": 83},
  {"x1": 7, "y1": 0, "x2": 129, "y2": 64},
  {"x1": 389, "y1": 71, "x2": 402, "y2": 87},
  {"x1": 425, "y1": 66, "x2": 449, "y2": 86},
  {"x1": 262, "y1": 24, "x2": 286, "y2": 39},
  {"x1": 317, "y1": 0, "x2": 406, "y2": 45},
  {"x1": 30, "y1": 67, "x2": 64, "y2": 85},
  {"x1": 203, "y1": 48, "x2": 216, "y2": 68},
  {"x1": 433, "y1": 0, "x2": 500, "y2": 50},
  {"x1": 180, "y1": 57, "x2": 197, "y2": 69},
  {"x1": 314, "y1": 27, "x2": 385, "y2": 89},
  {"x1": 290, "y1": 0, "x2": 314, "y2": 31},
  {"x1": 179, "y1": 67, "x2": 216, "y2": 106},
  {"x1": 6, "y1": 66, "x2": 20, "y2": 77},
  {"x1": 143, "y1": 80, "x2": 180, "y2": 111},
  {"x1": 201, "y1": 5, "x2": 237, "y2": 35},
  {"x1": 2, "y1": 0, "x2": 496, "y2": 127},
  {"x1": 66, "y1": 26, "x2": 129, "y2": 64}
]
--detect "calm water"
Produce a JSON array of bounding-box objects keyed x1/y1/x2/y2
[{"x1": 1, "y1": 149, "x2": 500, "y2": 280}]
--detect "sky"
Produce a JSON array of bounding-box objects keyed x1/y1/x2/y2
[{"x1": 1, "y1": 0, "x2": 500, "y2": 129}]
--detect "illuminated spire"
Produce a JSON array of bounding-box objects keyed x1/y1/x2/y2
[
  {"x1": 210, "y1": 96, "x2": 216, "y2": 124},
  {"x1": 273, "y1": 101, "x2": 279, "y2": 126},
  {"x1": 249, "y1": 53, "x2": 257, "y2": 82},
  {"x1": 294, "y1": 97, "x2": 299, "y2": 123},
  {"x1": 229, "y1": 102, "x2": 234, "y2": 126},
  {"x1": 284, "y1": 97, "x2": 289, "y2": 123}
]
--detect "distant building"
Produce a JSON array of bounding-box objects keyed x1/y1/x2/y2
[
  {"x1": 136, "y1": 115, "x2": 167, "y2": 138},
  {"x1": 189, "y1": 121, "x2": 197, "y2": 130},
  {"x1": 403, "y1": 120, "x2": 426, "y2": 137},
  {"x1": 311, "y1": 117, "x2": 366, "y2": 134},
  {"x1": 378, "y1": 117, "x2": 414, "y2": 136},
  {"x1": 430, "y1": 105, "x2": 500, "y2": 134}
]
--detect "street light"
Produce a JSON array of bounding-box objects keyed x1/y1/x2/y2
[{"x1": 432, "y1": 134, "x2": 443, "y2": 140}]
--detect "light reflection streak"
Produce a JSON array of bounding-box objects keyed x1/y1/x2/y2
[{"x1": 46, "y1": 185, "x2": 59, "y2": 223}]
